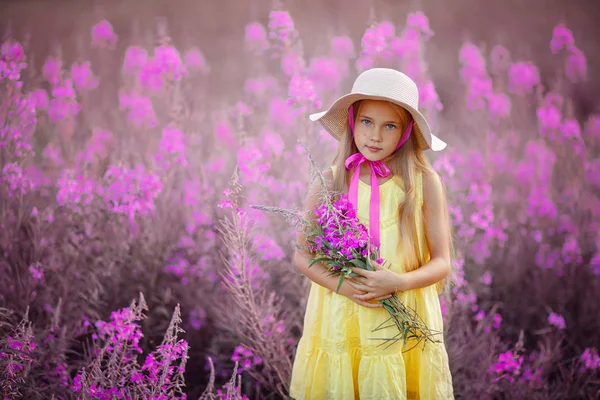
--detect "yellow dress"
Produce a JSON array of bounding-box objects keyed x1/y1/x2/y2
[{"x1": 289, "y1": 170, "x2": 454, "y2": 400}]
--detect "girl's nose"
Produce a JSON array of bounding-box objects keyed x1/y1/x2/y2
[{"x1": 370, "y1": 127, "x2": 383, "y2": 142}]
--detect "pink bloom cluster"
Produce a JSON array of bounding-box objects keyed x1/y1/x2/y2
[
  {"x1": 103, "y1": 164, "x2": 164, "y2": 219},
  {"x1": 155, "y1": 125, "x2": 187, "y2": 170},
  {"x1": 119, "y1": 93, "x2": 157, "y2": 127},
  {"x1": 550, "y1": 24, "x2": 587, "y2": 83},
  {"x1": 232, "y1": 345, "x2": 263, "y2": 372},
  {"x1": 245, "y1": 22, "x2": 270, "y2": 53},
  {"x1": 91, "y1": 20, "x2": 118, "y2": 49}
]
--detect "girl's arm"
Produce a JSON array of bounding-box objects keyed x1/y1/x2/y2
[
  {"x1": 294, "y1": 169, "x2": 389, "y2": 308},
  {"x1": 396, "y1": 171, "x2": 452, "y2": 291}
]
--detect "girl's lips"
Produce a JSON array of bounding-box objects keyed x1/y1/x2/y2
[{"x1": 366, "y1": 146, "x2": 382, "y2": 152}]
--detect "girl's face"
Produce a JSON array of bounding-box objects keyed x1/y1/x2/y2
[{"x1": 353, "y1": 100, "x2": 405, "y2": 162}]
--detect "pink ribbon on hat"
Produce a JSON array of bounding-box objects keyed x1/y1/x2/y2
[{"x1": 344, "y1": 105, "x2": 413, "y2": 248}]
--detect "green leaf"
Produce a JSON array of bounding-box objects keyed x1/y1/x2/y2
[
  {"x1": 335, "y1": 274, "x2": 345, "y2": 293},
  {"x1": 308, "y1": 257, "x2": 331, "y2": 269},
  {"x1": 348, "y1": 258, "x2": 367, "y2": 270}
]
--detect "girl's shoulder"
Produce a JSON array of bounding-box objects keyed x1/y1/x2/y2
[{"x1": 421, "y1": 169, "x2": 446, "y2": 208}]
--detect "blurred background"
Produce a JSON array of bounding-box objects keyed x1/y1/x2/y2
[
  {"x1": 1, "y1": 0, "x2": 600, "y2": 399},
  {"x1": 3, "y1": 0, "x2": 600, "y2": 115}
]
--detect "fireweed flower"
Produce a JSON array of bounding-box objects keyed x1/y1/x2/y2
[
  {"x1": 42, "y1": 57, "x2": 62, "y2": 85},
  {"x1": 331, "y1": 36, "x2": 355, "y2": 59},
  {"x1": 123, "y1": 46, "x2": 148, "y2": 75},
  {"x1": 406, "y1": 11, "x2": 434, "y2": 38},
  {"x1": 184, "y1": 47, "x2": 210, "y2": 74},
  {"x1": 49, "y1": 79, "x2": 81, "y2": 121},
  {"x1": 103, "y1": 164, "x2": 164, "y2": 219},
  {"x1": 1, "y1": 163, "x2": 34, "y2": 196},
  {"x1": 565, "y1": 47, "x2": 587, "y2": 83},
  {"x1": 138, "y1": 45, "x2": 187, "y2": 92},
  {"x1": 580, "y1": 348, "x2": 600, "y2": 372},
  {"x1": 308, "y1": 57, "x2": 344, "y2": 92},
  {"x1": 489, "y1": 350, "x2": 524, "y2": 383},
  {"x1": 550, "y1": 24, "x2": 574, "y2": 54},
  {"x1": 71, "y1": 61, "x2": 99, "y2": 90},
  {"x1": 508, "y1": 62, "x2": 540, "y2": 95},
  {"x1": 155, "y1": 125, "x2": 187, "y2": 170},
  {"x1": 287, "y1": 75, "x2": 321, "y2": 109},
  {"x1": 268, "y1": 10, "x2": 297, "y2": 49},
  {"x1": 91, "y1": 19, "x2": 118, "y2": 48},
  {"x1": 245, "y1": 22, "x2": 270, "y2": 53},
  {"x1": 28, "y1": 89, "x2": 49, "y2": 109},
  {"x1": 119, "y1": 93, "x2": 157, "y2": 127},
  {"x1": 548, "y1": 312, "x2": 566, "y2": 329}
]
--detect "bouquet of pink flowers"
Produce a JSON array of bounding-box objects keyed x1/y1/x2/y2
[{"x1": 307, "y1": 192, "x2": 380, "y2": 292}]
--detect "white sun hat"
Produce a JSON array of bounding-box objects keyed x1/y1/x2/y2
[{"x1": 309, "y1": 68, "x2": 446, "y2": 151}]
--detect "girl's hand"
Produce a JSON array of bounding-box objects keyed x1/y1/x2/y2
[
  {"x1": 347, "y1": 260, "x2": 404, "y2": 302},
  {"x1": 337, "y1": 281, "x2": 391, "y2": 308}
]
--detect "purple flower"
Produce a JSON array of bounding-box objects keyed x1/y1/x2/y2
[
  {"x1": 91, "y1": 20, "x2": 118, "y2": 48},
  {"x1": 71, "y1": 61, "x2": 99, "y2": 90},
  {"x1": 550, "y1": 24, "x2": 574, "y2": 54},
  {"x1": 123, "y1": 46, "x2": 148, "y2": 74},
  {"x1": 331, "y1": 36, "x2": 354, "y2": 58},
  {"x1": 548, "y1": 312, "x2": 566, "y2": 329},
  {"x1": 508, "y1": 62, "x2": 540, "y2": 95},
  {"x1": 119, "y1": 93, "x2": 157, "y2": 127},
  {"x1": 245, "y1": 22, "x2": 270, "y2": 53},
  {"x1": 184, "y1": 48, "x2": 210, "y2": 74},
  {"x1": 42, "y1": 57, "x2": 62, "y2": 85},
  {"x1": 155, "y1": 125, "x2": 187, "y2": 170}
]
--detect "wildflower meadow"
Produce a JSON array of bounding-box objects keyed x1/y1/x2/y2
[{"x1": 1, "y1": 1, "x2": 599, "y2": 399}]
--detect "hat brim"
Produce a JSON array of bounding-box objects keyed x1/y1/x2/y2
[{"x1": 309, "y1": 93, "x2": 446, "y2": 152}]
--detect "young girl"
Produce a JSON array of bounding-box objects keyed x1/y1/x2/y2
[{"x1": 289, "y1": 68, "x2": 454, "y2": 399}]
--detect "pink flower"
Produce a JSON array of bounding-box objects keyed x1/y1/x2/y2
[
  {"x1": 269, "y1": 97, "x2": 297, "y2": 127},
  {"x1": 550, "y1": 23, "x2": 574, "y2": 53},
  {"x1": 119, "y1": 93, "x2": 157, "y2": 127},
  {"x1": 91, "y1": 20, "x2": 118, "y2": 48},
  {"x1": 307, "y1": 57, "x2": 344, "y2": 91},
  {"x1": 245, "y1": 22, "x2": 270, "y2": 53},
  {"x1": 71, "y1": 61, "x2": 99, "y2": 90},
  {"x1": 123, "y1": 46, "x2": 148, "y2": 74},
  {"x1": 508, "y1": 62, "x2": 540, "y2": 95},
  {"x1": 331, "y1": 36, "x2": 355, "y2": 58},
  {"x1": 215, "y1": 122, "x2": 235, "y2": 147},
  {"x1": 155, "y1": 125, "x2": 187, "y2": 169},
  {"x1": 287, "y1": 75, "x2": 320, "y2": 108},
  {"x1": 488, "y1": 93, "x2": 511, "y2": 117},
  {"x1": 49, "y1": 80, "x2": 81, "y2": 121},
  {"x1": 548, "y1": 312, "x2": 566, "y2": 329},
  {"x1": 268, "y1": 10, "x2": 297, "y2": 47},
  {"x1": 184, "y1": 48, "x2": 210, "y2": 74},
  {"x1": 406, "y1": 12, "x2": 434, "y2": 38},
  {"x1": 1, "y1": 41, "x2": 25, "y2": 60},
  {"x1": 42, "y1": 57, "x2": 62, "y2": 85},
  {"x1": 418, "y1": 80, "x2": 443, "y2": 112},
  {"x1": 29, "y1": 89, "x2": 49, "y2": 109},
  {"x1": 480, "y1": 272, "x2": 492, "y2": 285},
  {"x1": 537, "y1": 105, "x2": 562, "y2": 136},
  {"x1": 281, "y1": 51, "x2": 305, "y2": 77}
]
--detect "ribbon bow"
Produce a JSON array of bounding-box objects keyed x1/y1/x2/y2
[{"x1": 344, "y1": 105, "x2": 413, "y2": 248}]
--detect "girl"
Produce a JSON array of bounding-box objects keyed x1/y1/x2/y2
[{"x1": 289, "y1": 68, "x2": 454, "y2": 399}]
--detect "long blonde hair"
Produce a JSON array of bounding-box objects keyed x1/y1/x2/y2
[{"x1": 330, "y1": 100, "x2": 454, "y2": 294}]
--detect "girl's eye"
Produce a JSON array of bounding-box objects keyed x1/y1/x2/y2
[
  {"x1": 360, "y1": 119, "x2": 372, "y2": 126},
  {"x1": 386, "y1": 124, "x2": 397, "y2": 130}
]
